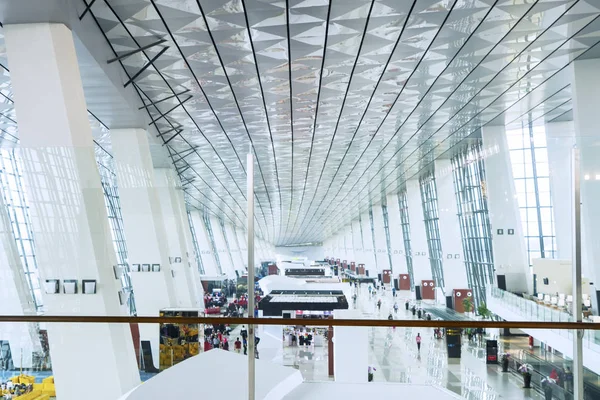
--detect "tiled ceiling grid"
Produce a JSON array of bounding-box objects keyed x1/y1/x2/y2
[
  {"x1": 303, "y1": 0, "x2": 600, "y2": 240},
  {"x1": 75, "y1": 0, "x2": 600, "y2": 245}
]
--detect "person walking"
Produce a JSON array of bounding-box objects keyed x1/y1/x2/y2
[
  {"x1": 416, "y1": 333, "x2": 422, "y2": 352},
  {"x1": 393, "y1": 302, "x2": 398, "y2": 313},
  {"x1": 392, "y1": 287, "x2": 396, "y2": 297},
  {"x1": 254, "y1": 336, "x2": 261, "y2": 359},
  {"x1": 234, "y1": 337, "x2": 242, "y2": 353},
  {"x1": 243, "y1": 337, "x2": 248, "y2": 355},
  {"x1": 377, "y1": 299, "x2": 382, "y2": 311}
]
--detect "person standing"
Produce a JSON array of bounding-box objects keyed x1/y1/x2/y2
[
  {"x1": 392, "y1": 287, "x2": 396, "y2": 297},
  {"x1": 564, "y1": 366, "x2": 573, "y2": 393},
  {"x1": 234, "y1": 337, "x2": 242, "y2": 353},
  {"x1": 377, "y1": 299, "x2": 382, "y2": 311},
  {"x1": 368, "y1": 366, "x2": 376, "y2": 382},
  {"x1": 242, "y1": 337, "x2": 248, "y2": 355},
  {"x1": 416, "y1": 333, "x2": 422, "y2": 352}
]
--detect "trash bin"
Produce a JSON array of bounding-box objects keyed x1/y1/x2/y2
[{"x1": 486, "y1": 340, "x2": 498, "y2": 364}]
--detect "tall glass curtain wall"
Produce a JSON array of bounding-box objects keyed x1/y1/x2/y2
[
  {"x1": 0, "y1": 149, "x2": 43, "y2": 311},
  {"x1": 506, "y1": 123, "x2": 557, "y2": 265},
  {"x1": 95, "y1": 146, "x2": 137, "y2": 315},
  {"x1": 381, "y1": 203, "x2": 394, "y2": 274},
  {"x1": 202, "y1": 213, "x2": 223, "y2": 274},
  {"x1": 368, "y1": 208, "x2": 378, "y2": 271},
  {"x1": 420, "y1": 174, "x2": 445, "y2": 292},
  {"x1": 451, "y1": 143, "x2": 495, "y2": 307},
  {"x1": 0, "y1": 145, "x2": 137, "y2": 314},
  {"x1": 186, "y1": 209, "x2": 206, "y2": 275},
  {"x1": 397, "y1": 191, "x2": 415, "y2": 290}
]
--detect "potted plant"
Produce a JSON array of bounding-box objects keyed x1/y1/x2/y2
[
  {"x1": 463, "y1": 298, "x2": 473, "y2": 314},
  {"x1": 518, "y1": 363, "x2": 533, "y2": 388},
  {"x1": 500, "y1": 353, "x2": 510, "y2": 372},
  {"x1": 478, "y1": 302, "x2": 491, "y2": 319}
]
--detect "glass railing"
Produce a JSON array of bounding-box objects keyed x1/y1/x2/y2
[
  {"x1": 0, "y1": 316, "x2": 599, "y2": 400},
  {"x1": 488, "y1": 286, "x2": 600, "y2": 347}
]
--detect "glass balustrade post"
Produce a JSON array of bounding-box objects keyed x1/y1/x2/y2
[
  {"x1": 247, "y1": 153, "x2": 256, "y2": 400},
  {"x1": 571, "y1": 147, "x2": 584, "y2": 399}
]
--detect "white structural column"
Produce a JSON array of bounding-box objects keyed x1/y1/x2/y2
[
  {"x1": 324, "y1": 237, "x2": 332, "y2": 258},
  {"x1": 435, "y1": 159, "x2": 468, "y2": 292},
  {"x1": 345, "y1": 228, "x2": 355, "y2": 263},
  {"x1": 210, "y1": 215, "x2": 234, "y2": 277},
  {"x1": 352, "y1": 220, "x2": 364, "y2": 265},
  {"x1": 406, "y1": 180, "x2": 431, "y2": 285},
  {"x1": 0, "y1": 193, "x2": 39, "y2": 368},
  {"x1": 5, "y1": 23, "x2": 139, "y2": 400},
  {"x1": 330, "y1": 235, "x2": 338, "y2": 259},
  {"x1": 225, "y1": 223, "x2": 244, "y2": 274},
  {"x1": 546, "y1": 121, "x2": 576, "y2": 261},
  {"x1": 481, "y1": 125, "x2": 530, "y2": 293},
  {"x1": 218, "y1": 221, "x2": 238, "y2": 275},
  {"x1": 255, "y1": 238, "x2": 265, "y2": 263},
  {"x1": 372, "y1": 205, "x2": 391, "y2": 272},
  {"x1": 333, "y1": 309, "x2": 367, "y2": 383},
  {"x1": 190, "y1": 210, "x2": 219, "y2": 276},
  {"x1": 337, "y1": 234, "x2": 344, "y2": 259},
  {"x1": 154, "y1": 167, "x2": 202, "y2": 307},
  {"x1": 235, "y1": 227, "x2": 248, "y2": 271},
  {"x1": 360, "y1": 213, "x2": 377, "y2": 275},
  {"x1": 386, "y1": 193, "x2": 408, "y2": 275},
  {"x1": 571, "y1": 59, "x2": 600, "y2": 305},
  {"x1": 110, "y1": 129, "x2": 178, "y2": 367}
]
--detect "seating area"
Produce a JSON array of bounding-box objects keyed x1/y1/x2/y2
[
  {"x1": 528, "y1": 292, "x2": 593, "y2": 317},
  {"x1": 1, "y1": 375, "x2": 55, "y2": 400}
]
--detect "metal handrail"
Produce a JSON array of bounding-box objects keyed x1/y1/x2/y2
[{"x1": 0, "y1": 315, "x2": 599, "y2": 329}]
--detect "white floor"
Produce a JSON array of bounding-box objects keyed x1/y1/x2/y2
[{"x1": 246, "y1": 284, "x2": 544, "y2": 399}]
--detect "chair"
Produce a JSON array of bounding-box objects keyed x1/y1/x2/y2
[
  {"x1": 566, "y1": 295, "x2": 573, "y2": 303},
  {"x1": 551, "y1": 296, "x2": 558, "y2": 306},
  {"x1": 584, "y1": 299, "x2": 591, "y2": 308},
  {"x1": 544, "y1": 295, "x2": 551, "y2": 304},
  {"x1": 557, "y1": 298, "x2": 565, "y2": 307},
  {"x1": 537, "y1": 293, "x2": 544, "y2": 301}
]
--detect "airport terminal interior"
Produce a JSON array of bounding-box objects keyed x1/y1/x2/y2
[{"x1": 2, "y1": 0, "x2": 600, "y2": 399}]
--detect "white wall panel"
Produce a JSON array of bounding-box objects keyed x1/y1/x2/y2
[
  {"x1": 406, "y1": 180, "x2": 431, "y2": 284},
  {"x1": 482, "y1": 125, "x2": 531, "y2": 293}
]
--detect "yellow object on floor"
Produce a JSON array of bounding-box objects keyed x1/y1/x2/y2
[
  {"x1": 9, "y1": 375, "x2": 36, "y2": 385},
  {"x1": 13, "y1": 390, "x2": 41, "y2": 400},
  {"x1": 41, "y1": 376, "x2": 55, "y2": 397}
]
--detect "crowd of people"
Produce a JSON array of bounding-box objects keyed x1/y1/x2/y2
[
  {"x1": 1, "y1": 381, "x2": 34, "y2": 399},
  {"x1": 202, "y1": 324, "x2": 261, "y2": 359}
]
